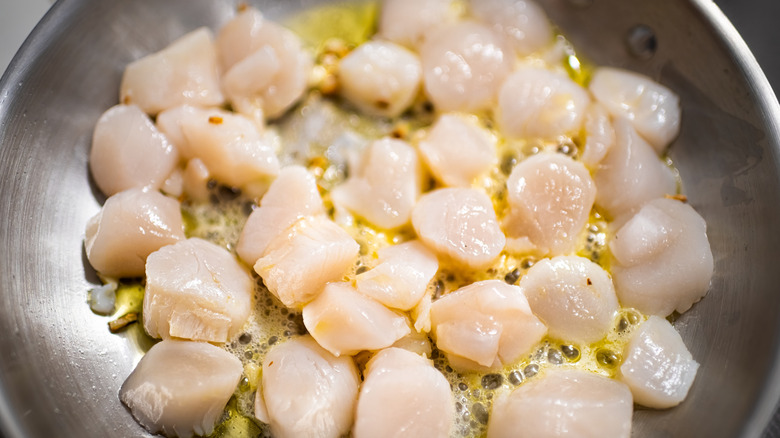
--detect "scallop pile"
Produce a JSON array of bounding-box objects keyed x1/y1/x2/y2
[{"x1": 84, "y1": 1, "x2": 714, "y2": 437}]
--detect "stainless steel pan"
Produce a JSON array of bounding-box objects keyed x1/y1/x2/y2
[{"x1": 1, "y1": 0, "x2": 779, "y2": 436}]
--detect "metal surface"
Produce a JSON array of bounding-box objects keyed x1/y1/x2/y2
[{"x1": 1, "y1": 0, "x2": 779, "y2": 436}]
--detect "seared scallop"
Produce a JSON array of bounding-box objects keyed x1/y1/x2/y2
[
  {"x1": 420, "y1": 21, "x2": 513, "y2": 112},
  {"x1": 254, "y1": 216, "x2": 360, "y2": 309},
  {"x1": 339, "y1": 40, "x2": 422, "y2": 118},
  {"x1": 156, "y1": 105, "x2": 280, "y2": 196},
  {"x1": 353, "y1": 348, "x2": 453, "y2": 438},
  {"x1": 487, "y1": 369, "x2": 633, "y2": 438},
  {"x1": 430, "y1": 280, "x2": 546, "y2": 371},
  {"x1": 504, "y1": 153, "x2": 595, "y2": 256},
  {"x1": 619, "y1": 316, "x2": 699, "y2": 409},
  {"x1": 85, "y1": 188, "x2": 185, "y2": 278},
  {"x1": 418, "y1": 113, "x2": 497, "y2": 187},
  {"x1": 120, "y1": 28, "x2": 223, "y2": 115},
  {"x1": 331, "y1": 138, "x2": 421, "y2": 229},
  {"x1": 610, "y1": 197, "x2": 713, "y2": 316},
  {"x1": 216, "y1": 7, "x2": 311, "y2": 119},
  {"x1": 378, "y1": 0, "x2": 458, "y2": 48},
  {"x1": 257, "y1": 335, "x2": 360, "y2": 438},
  {"x1": 302, "y1": 282, "x2": 411, "y2": 357},
  {"x1": 120, "y1": 340, "x2": 243, "y2": 438},
  {"x1": 144, "y1": 238, "x2": 253, "y2": 343},
  {"x1": 90, "y1": 104, "x2": 179, "y2": 196},
  {"x1": 236, "y1": 165, "x2": 324, "y2": 266},
  {"x1": 469, "y1": 0, "x2": 553, "y2": 55},
  {"x1": 412, "y1": 188, "x2": 505, "y2": 270},
  {"x1": 519, "y1": 255, "x2": 619, "y2": 344},
  {"x1": 497, "y1": 67, "x2": 591, "y2": 139},
  {"x1": 593, "y1": 118, "x2": 677, "y2": 220},
  {"x1": 356, "y1": 240, "x2": 439, "y2": 311},
  {"x1": 580, "y1": 103, "x2": 615, "y2": 169},
  {"x1": 589, "y1": 67, "x2": 681, "y2": 153}
]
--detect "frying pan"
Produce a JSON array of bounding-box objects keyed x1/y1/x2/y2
[{"x1": 1, "y1": 0, "x2": 779, "y2": 436}]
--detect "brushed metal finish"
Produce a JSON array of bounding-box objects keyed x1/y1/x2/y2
[{"x1": 1, "y1": 0, "x2": 779, "y2": 437}]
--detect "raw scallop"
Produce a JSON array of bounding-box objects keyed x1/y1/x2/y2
[
  {"x1": 589, "y1": 67, "x2": 681, "y2": 153},
  {"x1": 469, "y1": 0, "x2": 553, "y2": 55},
  {"x1": 356, "y1": 240, "x2": 439, "y2": 311},
  {"x1": 302, "y1": 282, "x2": 411, "y2": 357},
  {"x1": 353, "y1": 348, "x2": 453, "y2": 438},
  {"x1": 619, "y1": 316, "x2": 699, "y2": 408},
  {"x1": 236, "y1": 165, "x2": 324, "y2": 266},
  {"x1": 216, "y1": 7, "x2": 311, "y2": 119},
  {"x1": 610, "y1": 198, "x2": 713, "y2": 316},
  {"x1": 519, "y1": 255, "x2": 619, "y2": 344},
  {"x1": 254, "y1": 216, "x2": 360, "y2": 309},
  {"x1": 504, "y1": 153, "x2": 595, "y2": 256},
  {"x1": 339, "y1": 40, "x2": 422, "y2": 118},
  {"x1": 430, "y1": 280, "x2": 546, "y2": 370},
  {"x1": 257, "y1": 335, "x2": 360, "y2": 438},
  {"x1": 487, "y1": 369, "x2": 633, "y2": 438},
  {"x1": 331, "y1": 138, "x2": 421, "y2": 229},
  {"x1": 120, "y1": 28, "x2": 223, "y2": 115},
  {"x1": 90, "y1": 104, "x2": 179, "y2": 196},
  {"x1": 120, "y1": 340, "x2": 242, "y2": 438},
  {"x1": 412, "y1": 188, "x2": 505, "y2": 270},
  {"x1": 378, "y1": 0, "x2": 457, "y2": 48},
  {"x1": 418, "y1": 113, "x2": 497, "y2": 187},
  {"x1": 497, "y1": 67, "x2": 590, "y2": 139},
  {"x1": 156, "y1": 105, "x2": 280, "y2": 195},
  {"x1": 85, "y1": 188, "x2": 185, "y2": 278},
  {"x1": 144, "y1": 238, "x2": 253, "y2": 343},
  {"x1": 420, "y1": 21, "x2": 513, "y2": 112},
  {"x1": 592, "y1": 118, "x2": 677, "y2": 220}
]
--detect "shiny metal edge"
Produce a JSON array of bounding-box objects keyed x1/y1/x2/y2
[
  {"x1": 0, "y1": 1, "x2": 70, "y2": 437},
  {"x1": 690, "y1": 1, "x2": 780, "y2": 436}
]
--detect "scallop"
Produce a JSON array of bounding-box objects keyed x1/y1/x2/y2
[
  {"x1": 156, "y1": 105, "x2": 280, "y2": 195},
  {"x1": 470, "y1": 0, "x2": 554, "y2": 55},
  {"x1": 90, "y1": 104, "x2": 179, "y2": 197},
  {"x1": 378, "y1": 0, "x2": 457, "y2": 48},
  {"x1": 216, "y1": 7, "x2": 312, "y2": 119},
  {"x1": 619, "y1": 316, "x2": 699, "y2": 409},
  {"x1": 592, "y1": 118, "x2": 677, "y2": 221},
  {"x1": 487, "y1": 369, "x2": 633, "y2": 438},
  {"x1": 120, "y1": 27, "x2": 223, "y2": 115},
  {"x1": 412, "y1": 188, "x2": 505, "y2": 270},
  {"x1": 430, "y1": 280, "x2": 546, "y2": 371},
  {"x1": 356, "y1": 240, "x2": 439, "y2": 311},
  {"x1": 610, "y1": 197, "x2": 714, "y2": 316},
  {"x1": 589, "y1": 67, "x2": 681, "y2": 153},
  {"x1": 120, "y1": 340, "x2": 243, "y2": 438},
  {"x1": 331, "y1": 138, "x2": 421, "y2": 229},
  {"x1": 236, "y1": 165, "x2": 324, "y2": 266},
  {"x1": 497, "y1": 67, "x2": 591, "y2": 139},
  {"x1": 353, "y1": 348, "x2": 453, "y2": 438},
  {"x1": 302, "y1": 282, "x2": 411, "y2": 357},
  {"x1": 338, "y1": 40, "x2": 422, "y2": 118},
  {"x1": 221, "y1": 45, "x2": 279, "y2": 125},
  {"x1": 504, "y1": 153, "x2": 595, "y2": 256},
  {"x1": 418, "y1": 113, "x2": 497, "y2": 187},
  {"x1": 254, "y1": 216, "x2": 360, "y2": 309},
  {"x1": 420, "y1": 21, "x2": 513, "y2": 112},
  {"x1": 85, "y1": 188, "x2": 185, "y2": 278},
  {"x1": 257, "y1": 335, "x2": 360, "y2": 438},
  {"x1": 580, "y1": 103, "x2": 615, "y2": 169},
  {"x1": 144, "y1": 238, "x2": 253, "y2": 343},
  {"x1": 519, "y1": 256, "x2": 619, "y2": 344},
  {"x1": 182, "y1": 158, "x2": 211, "y2": 202}
]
